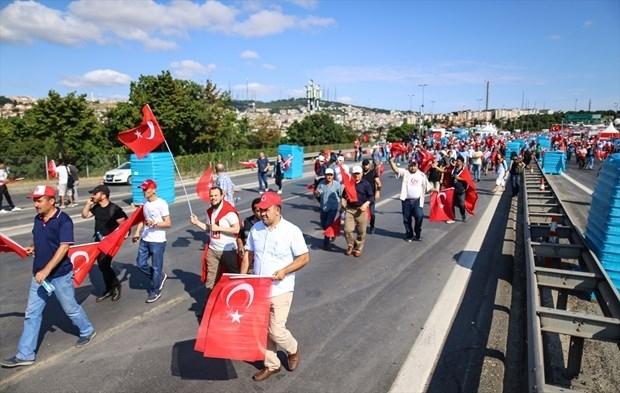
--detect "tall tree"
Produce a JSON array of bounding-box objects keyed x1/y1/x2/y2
[{"x1": 285, "y1": 112, "x2": 354, "y2": 145}]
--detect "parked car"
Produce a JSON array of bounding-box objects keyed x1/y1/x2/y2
[{"x1": 103, "y1": 162, "x2": 131, "y2": 184}]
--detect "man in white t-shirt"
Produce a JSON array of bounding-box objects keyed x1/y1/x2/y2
[
  {"x1": 240, "y1": 191, "x2": 310, "y2": 382},
  {"x1": 388, "y1": 157, "x2": 429, "y2": 242},
  {"x1": 132, "y1": 179, "x2": 172, "y2": 304},
  {"x1": 55, "y1": 160, "x2": 69, "y2": 208},
  {"x1": 190, "y1": 187, "x2": 240, "y2": 291}
]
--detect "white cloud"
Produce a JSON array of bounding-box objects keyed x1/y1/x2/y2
[
  {"x1": 241, "y1": 50, "x2": 259, "y2": 59},
  {"x1": 262, "y1": 63, "x2": 276, "y2": 70},
  {"x1": 232, "y1": 82, "x2": 278, "y2": 98},
  {"x1": 584, "y1": 20, "x2": 593, "y2": 28},
  {"x1": 288, "y1": 0, "x2": 319, "y2": 9},
  {"x1": 0, "y1": 0, "x2": 335, "y2": 49},
  {"x1": 546, "y1": 34, "x2": 561, "y2": 41},
  {"x1": 61, "y1": 69, "x2": 131, "y2": 88},
  {"x1": 170, "y1": 60, "x2": 216, "y2": 79}
]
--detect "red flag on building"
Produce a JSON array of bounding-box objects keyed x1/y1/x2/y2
[
  {"x1": 338, "y1": 164, "x2": 357, "y2": 202},
  {"x1": 419, "y1": 149, "x2": 434, "y2": 173},
  {"x1": 195, "y1": 274, "x2": 272, "y2": 361},
  {"x1": 69, "y1": 242, "x2": 101, "y2": 287},
  {"x1": 429, "y1": 188, "x2": 455, "y2": 222},
  {"x1": 117, "y1": 105, "x2": 165, "y2": 159},
  {"x1": 98, "y1": 206, "x2": 144, "y2": 257},
  {"x1": 196, "y1": 166, "x2": 214, "y2": 203},
  {"x1": 460, "y1": 168, "x2": 478, "y2": 215},
  {"x1": 0, "y1": 233, "x2": 28, "y2": 258}
]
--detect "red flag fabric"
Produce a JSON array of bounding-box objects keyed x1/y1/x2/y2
[
  {"x1": 338, "y1": 164, "x2": 357, "y2": 203},
  {"x1": 196, "y1": 166, "x2": 214, "y2": 203},
  {"x1": 47, "y1": 160, "x2": 56, "y2": 179},
  {"x1": 195, "y1": 274, "x2": 273, "y2": 361},
  {"x1": 117, "y1": 105, "x2": 165, "y2": 159},
  {"x1": 98, "y1": 206, "x2": 144, "y2": 257},
  {"x1": 390, "y1": 142, "x2": 408, "y2": 159},
  {"x1": 460, "y1": 168, "x2": 478, "y2": 215},
  {"x1": 69, "y1": 242, "x2": 101, "y2": 287},
  {"x1": 0, "y1": 233, "x2": 28, "y2": 258},
  {"x1": 429, "y1": 188, "x2": 455, "y2": 222},
  {"x1": 324, "y1": 213, "x2": 341, "y2": 238},
  {"x1": 419, "y1": 149, "x2": 434, "y2": 173},
  {"x1": 239, "y1": 161, "x2": 257, "y2": 169}
]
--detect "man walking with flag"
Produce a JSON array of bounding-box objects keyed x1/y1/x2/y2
[
  {"x1": 343, "y1": 165, "x2": 374, "y2": 257},
  {"x1": 314, "y1": 168, "x2": 343, "y2": 250},
  {"x1": 190, "y1": 186, "x2": 241, "y2": 291},
  {"x1": 240, "y1": 191, "x2": 310, "y2": 381},
  {"x1": 1, "y1": 185, "x2": 95, "y2": 368},
  {"x1": 388, "y1": 157, "x2": 429, "y2": 242},
  {"x1": 215, "y1": 163, "x2": 236, "y2": 205},
  {"x1": 81, "y1": 185, "x2": 127, "y2": 302},
  {"x1": 132, "y1": 179, "x2": 171, "y2": 304}
]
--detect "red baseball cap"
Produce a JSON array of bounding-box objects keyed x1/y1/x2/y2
[
  {"x1": 27, "y1": 185, "x2": 56, "y2": 199},
  {"x1": 138, "y1": 179, "x2": 157, "y2": 191},
  {"x1": 256, "y1": 191, "x2": 281, "y2": 209}
]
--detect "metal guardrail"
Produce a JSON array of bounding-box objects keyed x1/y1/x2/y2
[{"x1": 523, "y1": 161, "x2": 620, "y2": 392}]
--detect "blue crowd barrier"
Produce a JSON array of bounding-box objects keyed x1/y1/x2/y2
[
  {"x1": 130, "y1": 152, "x2": 176, "y2": 205},
  {"x1": 541, "y1": 151, "x2": 566, "y2": 174}
]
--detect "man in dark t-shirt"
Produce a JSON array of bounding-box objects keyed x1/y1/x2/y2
[
  {"x1": 81, "y1": 185, "x2": 127, "y2": 302},
  {"x1": 361, "y1": 159, "x2": 381, "y2": 233}
]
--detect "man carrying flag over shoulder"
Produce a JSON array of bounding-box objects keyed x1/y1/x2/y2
[
  {"x1": 81, "y1": 185, "x2": 127, "y2": 302},
  {"x1": 449, "y1": 156, "x2": 478, "y2": 223},
  {"x1": 1, "y1": 185, "x2": 95, "y2": 368},
  {"x1": 240, "y1": 191, "x2": 310, "y2": 382}
]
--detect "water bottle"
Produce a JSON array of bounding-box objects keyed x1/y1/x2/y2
[{"x1": 41, "y1": 280, "x2": 55, "y2": 296}]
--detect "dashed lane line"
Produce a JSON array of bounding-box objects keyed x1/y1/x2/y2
[{"x1": 560, "y1": 172, "x2": 594, "y2": 195}]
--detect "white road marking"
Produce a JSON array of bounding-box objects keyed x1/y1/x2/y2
[
  {"x1": 389, "y1": 192, "x2": 502, "y2": 393},
  {"x1": 560, "y1": 172, "x2": 593, "y2": 195}
]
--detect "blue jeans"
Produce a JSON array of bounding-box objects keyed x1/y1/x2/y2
[
  {"x1": 472, "y1": 164, "x2": 481, "y2": 181},
  {"x1": 586, "y1": 156, "x2": 594, "y2": 169},
  {"x1": 402, "y1": 199, "x2": 424, "y2": 239},
  {"x1": 258, "y1": 171, "x2": 269, "y2": 191},
  {"x1": 17, "y1": 273, "x2": 94, "y2": 361},
  {"x1": 136, "y1": 240, "x2": 166, "y2": 296}
]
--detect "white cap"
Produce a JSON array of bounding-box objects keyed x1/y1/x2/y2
[
  {"x1": 325, "y1": 168, "x2": 335, "y2": 175},
  {"x1": 337, "y1": 155, "x2": 344, "y2": 162},
  {"x1": 318, "y1": 155, "x2": 325, "y2": 162},
  {"x1": 352, "y1": 165, "x2": 363, "y2": 174}
]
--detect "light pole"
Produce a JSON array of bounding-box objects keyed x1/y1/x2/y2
[{"x1": 418, "y1": 84, "x2": 428, "y2": 135}]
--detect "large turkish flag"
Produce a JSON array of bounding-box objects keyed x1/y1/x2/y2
[
  {"x1": 0, "y1": 233, "x2": 28, "y2": 258},
  {"x1": 195, "y1": 274, "x2": 272, "y2": 361},
  {"x1": 195, "y1": 166, "x2": 214, "y2": 203},
  {"x1": 98, "y1": 206, "x2": 144, "y2": 257},
  {"x1": 429, "y1": 188, "x2": 455, "y2": 222},
  {"x1": 69, "y1": 242, "x2": 101, "y2": 287},
  {"x1": 117, "y1": 105, "x2": 165, "y2": 159}
]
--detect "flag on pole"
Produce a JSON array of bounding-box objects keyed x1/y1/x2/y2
[
  {"x1": 98, "y1": 206, "x2": 144, "y2": 257},
  {"x1": 195, "y1": 274, "x2": 273, "y2": 361},
  {"x1": 117, "y1": 105, "x2": 165, "y2": 159},
  {"x1": 429, "y1": 188, "x2": 455, "y2": 222},
  {"x1": 69, "y1": 242, "x2": 101, "y2": 287},
  {"x1": 196, "y1": 166, "x2": 214, "y2": 203},
  {"x1": 0, "y1": 233, "x2": 28, "y2": 258}
]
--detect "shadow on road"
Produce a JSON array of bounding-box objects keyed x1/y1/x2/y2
[
  {"x1": 170, "y1": 339, "x2": 238, "y2": 380},
  {"x1": 172, "y1": 268, "x2": 205, "y2": 321}
]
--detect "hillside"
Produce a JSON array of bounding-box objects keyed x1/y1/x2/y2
[{"x1": 231, "y1": 98, "x2": 395, "y2": 114}]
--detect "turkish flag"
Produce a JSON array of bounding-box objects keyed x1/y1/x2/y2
[
  {"x1": 338, "y1": 164, "x2": 357, "y2": 203},
  {"x1": 98, "y1": 206, "x2": 144, "y2": 257},
  {"x1": 390, "y1": 142, "x2": 408, "y2": 159},
  {"x1": 419, "y1": 149, "x2": 434, "y2": 173},
  {"x1": 324, "y1": 213, "x2": 341, "y2": 238},
  {"x1": 0, "y1": 233, "x2": 28, "y2": 258},
  {"x1": 460, "y1": 168, "x2": 478, "y2": 215},
  {"x1": 117, "y1": 105, "x2": 165, "y2": 159},
  {"x1": 429, "y1": 188, "x2": 455, "y2": 222},
  {"x1": 195, "y1": 274, "x2": 272, "y2": 361},
  {"x1": 69, "y1": 242, "x2": 101, "y2": 287},
  {"x1": 239, "y1": 161, "x2": 257, "y2": 169},
  {"x1": 196, "y1": 166, "x2": 214, "y2": 203},
  {"x1": 47, "y1": 160, "x2": 56, "y2": 178}
]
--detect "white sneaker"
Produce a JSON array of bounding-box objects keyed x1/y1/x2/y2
[
  {"x1": 71, "y1": 203, "x2": 78, "y2": 207},
  {"x1": 11, "y1": 206, "x2": 22, "y2": 211},
  {"x1": 277, "y1": 190, "x2": 282, "y2": 194},
  {"x1": 0, "y1": 209, "x2": 8, "y2": 214}
]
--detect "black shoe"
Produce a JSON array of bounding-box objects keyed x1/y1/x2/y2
[
  {"x1": 1, "y1": 356, "x2": 34, "y2": 368},
  {"x1": 322, "y1": 238, "x2": 330, "y2": 251},
  {"x1": 111, "y1": 286, "x2": 121, "y2": 302},
  {"x1": 462, "y1": 215, "x2": 467, "y2": 222},
  {"x1": 414, "y1": 235, "x2": 421, "y2": 241},
  {"x1": 75, "y1": 331, "x2": 96, "y2": 348},
  {"x1": 96, "y1": 290, "x2": 113, "y2": 303},
  {"x1": 367, "y1": 226, "x2": 374, "y2": 234}
]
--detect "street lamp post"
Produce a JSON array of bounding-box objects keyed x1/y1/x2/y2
[{"x1": 418, "y1": 84, "x2": 428, "y2": 136}]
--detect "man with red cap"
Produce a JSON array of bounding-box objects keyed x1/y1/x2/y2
[
  {"x1": 132, "y1": 179, "x2": 172, "y2": 303},
  {"x1": 1, "y1": 185, "x2": 95, "y2": 368},
  {"x1": 240, "y1": 191, "x2": 310, "y2": 382}
]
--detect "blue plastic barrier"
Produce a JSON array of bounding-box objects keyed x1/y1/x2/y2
[
  {"x1": 278, "y1": 144, "x2": 304, "y2": 179},
  {"x1": 537, "y1": 136, "x2": 551, "y2": 150},
  {"x1": 585, "y1": 153, "x2": 620, "y2": 291},
  {"x1": 541, "y1": 151, "x2": 566, "y2": 174},
  {"x1": 130, "y1": 152, "x2": 176, "y2": 205}
]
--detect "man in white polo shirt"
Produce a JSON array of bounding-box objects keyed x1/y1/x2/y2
[
  {"x1": 240, "y1": 191, "x2": 310, "y2": 382},
  {"x1": 388, "y1": 157, "x2": 429, "y2": 242}
]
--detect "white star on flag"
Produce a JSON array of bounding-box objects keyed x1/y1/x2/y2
[
  {"x1": 134, "y1": 130, "x2": 142, "y2": 138},
  {"x1": 230, "y1": 310, "x2": 243, "y2": 323}
]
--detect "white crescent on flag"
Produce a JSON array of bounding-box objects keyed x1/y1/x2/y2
[
  {"x1": 70, "y1": 251, "x2": 89, "y2": 271},
  {"x1": 145, "y1": 121, "x2": 156, "y2": 140},
  {"x1": 226, "y1": 283, "x2": 255, "y2": 324},
  {"x1": 438, "y1": 192, "x2": 447, "y2": 209}
]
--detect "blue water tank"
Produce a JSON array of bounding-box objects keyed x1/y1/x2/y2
[
  {"x1": 278, "y1": 145, "x2": 304, "y2": 179},
  {"x1": 130, "y1": 152, "x2": 176, "y2": 205}
]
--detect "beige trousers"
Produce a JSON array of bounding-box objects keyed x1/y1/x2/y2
[
  {"x1": 205, "y1": 248, "x2": 239, "y2": 289},
  {"x1": 264, "y1": 291, "x2": 298, "y2": 370},
  {"x1": 344, "y1": 206, "x2": 368, "y2": 252}
]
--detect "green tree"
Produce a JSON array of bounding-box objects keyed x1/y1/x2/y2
[
  {"x1": 386, "y1": 122, "x2": 414, "y2": 142},
  {"x1": 285, "y1": 113, "x2": 354, "y2": 145},
  {"x1": 249, "y1": 114, "x2": 281, "y2": 148}
]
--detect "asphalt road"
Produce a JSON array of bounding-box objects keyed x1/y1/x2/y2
[{"x1": 1, "y1": 161, "x2": 508, "y2": 393}]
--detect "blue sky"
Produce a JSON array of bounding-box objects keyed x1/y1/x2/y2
[{"x1": 1, "y1": 0, "x2": 619, "y2": 113}]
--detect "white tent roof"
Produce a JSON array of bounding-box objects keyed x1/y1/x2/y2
[{"x1": 604, "y1": 122, "x2": 618, "y2": 133}]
